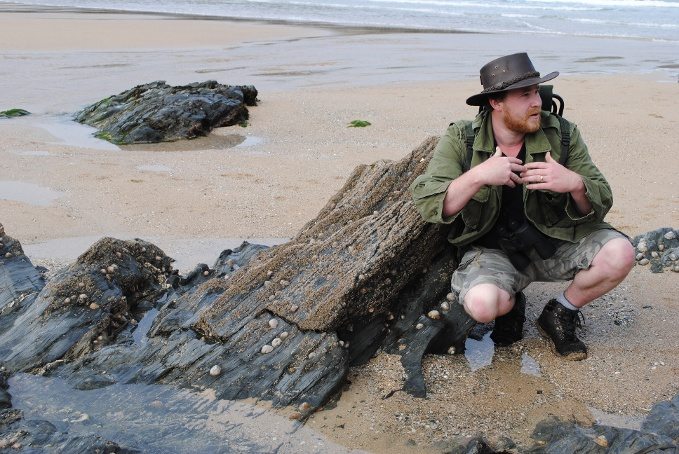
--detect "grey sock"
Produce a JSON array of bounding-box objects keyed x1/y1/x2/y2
[{"x1": 556, "y1": 292, "x2": 578, "y2": 311}]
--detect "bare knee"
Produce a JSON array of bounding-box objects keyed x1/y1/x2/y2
[
  {"x1": 463, "y1": 284, "x2": 503, "y2": 323},
  {"x1": 595, "y1": 238, "x2": 635, "y2": 279}
]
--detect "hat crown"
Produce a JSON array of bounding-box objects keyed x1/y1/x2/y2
[{"x1": 479, "y1": 52, "x2": 540, "y2": 93}]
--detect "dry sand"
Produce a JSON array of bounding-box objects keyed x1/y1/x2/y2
[{"x1": 1, "y1": 6, "x2": 678, "y2": 452}]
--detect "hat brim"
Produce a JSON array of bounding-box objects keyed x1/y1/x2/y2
[{"x1": 465, "y1": 71, "x2": 559, "y2": 106}]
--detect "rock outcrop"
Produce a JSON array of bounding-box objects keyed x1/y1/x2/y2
[{"x1": 74, "y1": 81, "x2": 258, "y2": 144}]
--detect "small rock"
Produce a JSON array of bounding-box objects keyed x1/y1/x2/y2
[
  {"x1": 290, "y1": 304, "x2": 299, "y2": 313},
  {"x1": 4, "y1": 252, "x2": 11, "y2": 258},
  {"x1": 440, "y1": 301, "x2": 450, "y2": 311},
  {"x1": 639, "y1": 258, "x2": 650, "y2": 266},
  {"x1": 203, "y1": 270, "x2": 210, "y2": 276},
  {"x1": 299, "y1": 402, "x2": 311, "y2": 412},
  {"x1": 669, "y1": 253, "x2": 677, "y2": 261},
  {"x1": 658, "y1": 244, "x2": 665, "y2": 251},
  {"x1": 100, "y1": 268, "x2": 107, "y2": 275},
  {"x1": 651, "y1": 251, "x2": 659, "y2": 258},
  {"x1": 664, "y1": 231, "x2": 677, "y2": 240},
  {"x1": 107, "y1": 264, "x2": 117, "y2": 273},
  {"x1": 267, "y1": 270, "x2": 274, "y2": 277},
  {"x1": 637, "y1": 242, "x2": 648, "y2": 253},
  {"x1": 89, "y1": 303, "x2": 99, "y2": 310},
  {"x1": 64, "y1": 297, "x2": 71, "y2": 304},
  {"x1": 415, "y1": 323, "x2": 424, "y2": 330},
  {"x1": 78, "y1": 281, "x2": 85, "y2": 288},
  {"x1": 261, "y1": 345, "x2": 274, "y2": 354},
  {"x1": 271, "y1": 338, "x2": 282, "y2": 347},
  {"x1": 279, "y1": 331, "x2": 289, "y2": 339},
  {"x1": 446, "y1": 293, "x2": 455, "y2": 302},
  {"x1": 289, "y1": 411, "x2": 302, "y2": 420},
  {"x1": 78, "y1": 293, "x2": 87, "y2": 301},
  {"x1": 635, "y1": 252, "x2": 644, "y2": 260},
  {"x1": 447, "y1": 346, "x2": 456, "y2": 355},
  {"x1": 268, "y1": 319, "x2": 279, "y2": 329},
  {"x1": 116, "y1": 251, "x2": 122, "y2": 258},
  {"x1": 279, "y1": 279, "x2": 289, "y2": 286},
  {"x1": 594, "y1": 435, "x2": 608, "y2": 448}
]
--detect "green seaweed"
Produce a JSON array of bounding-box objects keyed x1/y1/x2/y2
[
  {"x1": 239, "y1": 120, "x2": 249, "y2": 128},
  {"x1": 348, "y1": 119, "x2": 371, "y2": 128},
  {"x1": 94, "y1": 130, "x2": 122, "y2": 144},
  {"x1": 0, "y1": 108, "x2": 31, "y2": 118}
]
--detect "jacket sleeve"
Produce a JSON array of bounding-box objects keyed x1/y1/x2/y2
[
  {"x1": 409, "y1": 123, "x2": 467, "y2": 224},
  {"x1": 563, "y1": 124, "x2": 613, "y2": 223}
]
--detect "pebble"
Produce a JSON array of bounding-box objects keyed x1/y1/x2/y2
[
  {"x1": 447, "y1": 346, "x2": 456, "y2": 355},
  {"x1": 664, "y1": 231, "x2": 677, "y2": 240},
  {"x1": 637, "y1": 242, "x2": 648, "y2": 253},
  {"x1": 594, "y1": 435, "x2": 608, "y2": 448},
  {"x1": 78, "y1": 281, "x2": 85, "y2": 288},
  {"x1": 267, "y1": 270, "x2": 274, "y2": 277},
  {"x1": 280, "y1": 279, "x2": 290, "y2": 286},
  {"x1": 78, "y1": 293, "x2": 87, "y2": 301},
  {"x1": 415, "y1": 323, "x2": 424, "y2": 330},
  {"x1": 670, "y1": 253, "x2": 678, "y2": 261},
  {"x1": 387, "y1": 313, "x2": 395, "y2": 321},
  {"x1": 427, "y1": 310, "x2": 441, "y2": 320},
  {"x1": 261, "y1": 345, "x2": 274, "y2": 354},
  {"x1": 440, "y1": 301, "x2": 450, "y2": 311},
  {"x1": 209, "y1": 365, "x2": 222, "y2": 376},
  {"x1": 673, "y1": 265, "x2": 679, "y2": 273},
  {"x1": 289, "y1": 411, "x2": 302, "y2": 420},
  {"x1": 446, "y1": 293, "x2": 455, "y2": 302},
  {"x1": 4, "y1": 252, "x2": 11, "y2": 258},
  {"x1": 651, "y1": 251, "x2": 659, "y2": 258},
  {"x1": 290, "y1": 304, "x2": 299, "y2": 313},
  {"x1": 358, "y1": 274, "x2": 365, "y2": 280},
  {"x1": 299, "y1": 402, "x2": 311, "y2": 412},
  {"x1": 116, "y1": 251, "x2": 122, "y2": 258},
  {"x1": 268, "y1": 319, "x2": 279, "y2": 329},
  {"x1": 658, "y1": 244, "x2": 665, "y2": 251},
  {"x1": 280, "y1": 331, "x2": 289, "y2": 339},
  {"x1": 271, "y1": 338, "x2": 282, "y2": 347},
  {"x1": 203, "y1": 270, "x2": 210, "y2": 276},
  {"x1": 638, "y1": 258, "x2": 650, "y2": 266},
  {"x1": 100, "y1": 268, "x2": 107, "y2": 275},
  {"x1": 635, "y1": 252, "x2": 645, "y2": 260},
  {"x1": 89, "y1": 303, "x2": 99, "y2": 310},
  {"x1": 64, "y1": 297, "x2": 71, "y2": 304},
  {"x1": 308, "y1": 352, "x2": 316, "y2": 359}
]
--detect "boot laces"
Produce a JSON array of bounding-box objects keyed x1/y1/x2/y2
[{"x1": 563, "y1": 310, "x2": 585, "y2": 340}]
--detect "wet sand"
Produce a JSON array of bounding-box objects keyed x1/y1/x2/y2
[{"x1": 1, "y1": 6, "x2": 678, "y2": 452}]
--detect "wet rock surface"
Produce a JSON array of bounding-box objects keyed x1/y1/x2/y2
[
  {"x1": 74, "y1": 81, "x2": 258, "y2": 144},
  {"x1": 0, "y1": 136, "x2": 678, "y2": 451}
]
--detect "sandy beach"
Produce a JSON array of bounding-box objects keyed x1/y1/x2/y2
[{"x1": 1, "y1": 5, "x2": 678, "y2": 452}]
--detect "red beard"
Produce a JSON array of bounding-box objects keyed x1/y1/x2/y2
[{"x1": 504, "y1": 108, "x2": 541, "y2": 134}]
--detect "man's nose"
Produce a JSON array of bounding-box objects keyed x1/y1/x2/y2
[{"x1": 530, "y1": 91, "x2": 542, "y2": 107}]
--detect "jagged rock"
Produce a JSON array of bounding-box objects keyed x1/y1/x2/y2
[
  {"x1": 74, "y1": 81, "x2": 258, "y2": 144},
  {"x1": 631, "y1": 227, "x2": 679, "y2": 273}
]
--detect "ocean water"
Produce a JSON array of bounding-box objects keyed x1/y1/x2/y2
[{"x1": 2, "y1": 0, "x2": 679, "y2": 42}]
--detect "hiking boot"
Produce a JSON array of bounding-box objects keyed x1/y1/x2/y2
[
  {"x1": 537, "y1": 299, "x2": 587, "y2": 361},
  {"x1": 490, "y1": 292, "x2": 526, "y2": 347},
  {"x1": 429, "y1": 301, "x2": 476, "y2": 355}
]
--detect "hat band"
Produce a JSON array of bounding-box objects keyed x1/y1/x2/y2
[{"x1": 480, "y1": 71, "x2": 540, "y2": 94}]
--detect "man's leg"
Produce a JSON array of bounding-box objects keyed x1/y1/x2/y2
[
  {"x1": 463, "y1": 283, "x2": 514, "y2": 323},
  {"x1": 563, "y1": 237, "x2": 635, "y2": 307},
  {"x1": 536, "y1": 230, "x2": 635, "y2": 360}
]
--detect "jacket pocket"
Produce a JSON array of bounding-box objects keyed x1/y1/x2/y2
[{"x1": 538, "y1": 191, "x2": 568, "y2": 226}]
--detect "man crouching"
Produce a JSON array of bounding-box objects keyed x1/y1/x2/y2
[{"x1": 410, "y1": 53, "x2": 634, "y2": 360}]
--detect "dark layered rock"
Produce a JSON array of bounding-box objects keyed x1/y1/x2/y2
[
  {"x1": 0, "y1": 137, "x2": 459, "y2": 412},
  {"x1": 74, "y1": 81, "x2": 258, "y2": 144},
  {"x1": 527, "y1": 395, "x2": 679, "y2": 453}
]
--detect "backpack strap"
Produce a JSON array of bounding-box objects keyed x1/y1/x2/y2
[
  {"x1": 558, "y1": 116, "x2": 570, "y2": 165},
  {"x1": 464, "y1": 121, "x2": 474, "y2": 172}
]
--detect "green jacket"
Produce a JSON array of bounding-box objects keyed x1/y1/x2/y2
[{"x1": 410, "y1": 109, "x2": 613, "y2": 246}]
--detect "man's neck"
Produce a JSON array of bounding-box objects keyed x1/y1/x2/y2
[{"x1": 491, "y1": 112, "x2": 525, "y2": 157}]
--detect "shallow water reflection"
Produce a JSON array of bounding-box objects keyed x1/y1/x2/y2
[
  {"x1": 464, "y1": 332, "x2": 495, "y2": 371},
  {"x1": 0, "y1": 180, "x2": 64, "y2": 206},
  {"x1": 9, "y1": 373, "x2": 358, "y2": 453}
]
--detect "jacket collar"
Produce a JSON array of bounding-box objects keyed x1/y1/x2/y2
[{"x1": 472, "y1": 109, "x2": 558, "y2": 156}]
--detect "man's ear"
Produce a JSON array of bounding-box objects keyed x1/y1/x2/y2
[{"x1": 488, "y1": 97, "x2": 502, "y2": 111}]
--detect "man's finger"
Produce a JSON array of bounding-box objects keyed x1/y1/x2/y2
[
  {"x1": 495, "y1": 146, "x2": 503, "y2": 157},
  {"x1": 545, "y1": 152, "x2": 555, "y2": 163},
  {"x1": 524, "y1": 162, "x2": 548, "y2": 170}
]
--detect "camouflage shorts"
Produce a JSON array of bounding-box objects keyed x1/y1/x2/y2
[{"x1": 451, "y1": 228, "x2": 629, "y2": 301}]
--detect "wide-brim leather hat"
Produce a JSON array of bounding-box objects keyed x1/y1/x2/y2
[{"x1": 466, "y1": 52, "x2": 559, "y2": 106}]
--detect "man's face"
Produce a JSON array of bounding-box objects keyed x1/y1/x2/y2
[{"x1": 496, "y1": 85, "x2": 542, "y2": 134}]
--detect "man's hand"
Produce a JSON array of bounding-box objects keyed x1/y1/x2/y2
[
  {"x1": 522, "y1": 152, "x2": 583, "y2": 193},
  {"x1": 478, "y1": 146, "x2": 525, "y2": 188}
]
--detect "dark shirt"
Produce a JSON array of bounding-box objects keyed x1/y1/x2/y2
[{"x1": 474, "y1": 145, "x2": 527, "y2": 249}]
